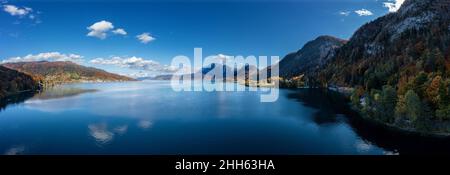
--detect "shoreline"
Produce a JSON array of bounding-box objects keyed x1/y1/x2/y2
[
  {"x1": 0, "y1": 79, "x2": 137, "y2": 100},
  {"x1": 0, "y1": 89, "x2": 39, "y2": 100},
  {"x1": 326, "y1": 86, "x2": 450, "y2": 138},
  {"x1": 272, "y1": 83, "x2": 450, "y2": 138},
  {"x1": 354, "y1": 110, "x2": 450, "y2": 138}
]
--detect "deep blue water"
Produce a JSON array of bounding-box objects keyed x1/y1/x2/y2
[{"x1": 1, "y1": 81, "x2": 449, "y2": 155}]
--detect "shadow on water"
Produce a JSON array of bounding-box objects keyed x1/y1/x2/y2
[
  {"x1": 286, "y1": 88, "x2": 348, "y2": 125},
  {"x1": 0, "y1": 87, "x2": 98, "y2": 112},
  {"x1": 31, "y1": 87, "x2": 98, "y2": 100},
  {"x1": 286, "y1": 88, "x2": 450, "y2": 155},
  {"x1": 0, "y1": 92, "x2": 36, "y2": 112}
]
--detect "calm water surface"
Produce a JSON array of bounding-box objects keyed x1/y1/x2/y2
[{"x1": 1, "y1": 81, "x2": 449, "y2": 155}]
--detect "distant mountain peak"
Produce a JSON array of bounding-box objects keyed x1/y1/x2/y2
[
  {"x1": 277, "y1": 35, "x2": 346, "y2": 79},
  {"x1": 398, "y1": 0, "x2": 448, "y2": 15},
  {"x1": 314, "y1": 35, "x2": 348, "y2": 43}
]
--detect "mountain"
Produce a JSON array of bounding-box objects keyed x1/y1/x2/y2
[
  {"x1": 2, "y1": 61, "x2": 135, "y2": 86},
  {"x1": 136, "y1": 63, "x2": 238, "y2": 81},
  {"x1": 200, "y1": 63, "x2": 261, "y2": 82},
  {"x1": 199, "y1": 63, "x2": 237, "y2": 80},
  {"x1": 0, "y1": 65, "x2": 41, "y2": 98},
  {"x1": 278, "y1": 35, "x2": 347, "y2": 79},
  {"x1": 314, "y1": 0, "x2": 450, "y2": 134},
  {"x1": 319, "y1": 0, "x2": 450, "y2": 88},
  {"x1": 137, "y1": 74, "x2": 174, "y2": 80},
  {"x1": 237, "y1": 64, "x2": 258, "y2": 79},
  {"x1": 138, "y1": 64, "x2": 258, "y2": 82}
]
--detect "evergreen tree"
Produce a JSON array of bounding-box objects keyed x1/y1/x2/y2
[
  {"x1": 379, "y1": 85, "x2": 397, "y2": 123},
  {"x1": 436, "y1": 105, "x2": 450, "y2": 121},
  {"x1": 438, "y1": 80, "x2": 449, "y2": 107},
  {"x1": 413, "y1": 72, "x2": 428, "y2": 98},
  {"x1": 395, "y1": 95, "x2": 407, "y2": 126},
  {"x1": 433, "y1": 49, "x2": 446, "y2": 74},
  {"x1": 424, "y1": 49, "x2": 436, "y2": 72},
  {"x1": 436, "y1": 80, "x2": 450, "y2": 121},
  {"x1": 405, "y1": 90, "x2": 423, "y2": 125}
]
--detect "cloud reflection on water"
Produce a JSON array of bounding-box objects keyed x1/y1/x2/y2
[
  {"x1": 23, "y1": 87, "x2": 98, "y2": 113},
  {"x1": 114, "y1": 125, "x2": 128, "y2": 135},
  {"x1": 88, "y1": 123, "x2": 114, "y2": 145},
  {"x1": 355, "y1": 140, "x2": 373, "y2": 153},
  {"x1": 88, "y1": 123, "x2": 133, "y2": 145},
  {"x1": 4, "y1": 145, "x2": 25, "y2": 155},
  {"x1": 138, "y1": 120, "x2": 153, "y2": 129}
]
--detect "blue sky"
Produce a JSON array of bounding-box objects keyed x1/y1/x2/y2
[{"x1": 0, "y1": 0, "x2": 404, "y2": 77}]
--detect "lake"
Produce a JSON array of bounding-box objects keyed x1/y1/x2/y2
[{"x1": 1, "y1": 81, "x2": 449, "y2": 155}]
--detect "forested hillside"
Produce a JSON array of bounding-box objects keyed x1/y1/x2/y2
[
  {"x1": 315, "y1": 0, "x2": 450, "y2": 133},
  {"x1": 3, "y1": 61, "x2": 135, "y2": 87},
  {"x1": 0, "y1": 65, "x2": 41, "y2": 98}
]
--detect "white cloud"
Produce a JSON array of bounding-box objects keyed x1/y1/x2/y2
[
  {"x1": 127, "y1": 71, "x2": 152, "y2": 78},
  {"x1": 112, "y1": 28, "x2": 127, "y2": 35},
  {"x1": 339, "y1": 11, "x2": 350, "y2": 16},
  {"x1": 3, "y1": 4, "x2": 31, "y2": 16},
  {"x1": 136, "y1": 32, "x2": 155, "y2": 44},
  {"x1": 355, "y1": 9, "x2": 373, "y2": 16},
  {"x1": 2, "y1": 52, "x2": 84, "y2": 63},
  {"x1": 86, "y1": 21, "x2": 129, "y2": 39},
  {"x1": 90, "y1": 56, "x2": 177, "y2": 74},
  {"x1": 383, "y1": 0, "x2": 405, "y2": 12},
  {"x1": 2, "y1": 4, "x2": 41, "y2": 24},
  {"x1": 87, "y1": 20, "x2": 114, "y2": 39},
  {"x1": 207, "y1": 53, "x2": 260, "y2": 70},
  {"x1": 90, "y1": 56, "x2": 158, "y2": 68}
]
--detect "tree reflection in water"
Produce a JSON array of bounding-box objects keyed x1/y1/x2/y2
[{"x1": 286, "y1": 88, "x2": 450, "y2": 155}]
